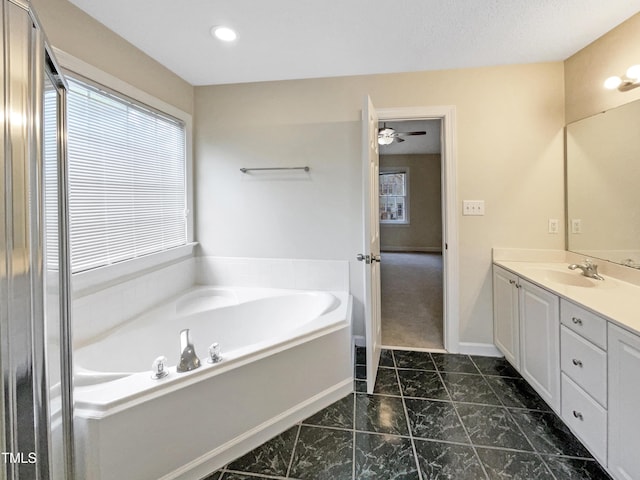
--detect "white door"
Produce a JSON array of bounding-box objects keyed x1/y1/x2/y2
[{"x1": 360, "y1": 95, "x2": 382, "y2": 394}]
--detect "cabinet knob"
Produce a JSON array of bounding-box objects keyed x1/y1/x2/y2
[
  {"x1": 572, "y1": 317, "x2": 583, "y2": 326},
  {"x1": 509, "y1": 279, "x2": 516, "y2": 285},
  {"x1": 573, "y1": 410, "x2": 584, "y2": 420},
  {"x1": 572, "y1": 359, "x2": 583, "y2": 367}
]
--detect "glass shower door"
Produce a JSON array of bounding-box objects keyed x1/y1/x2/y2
[
  {"x1": 0, "y1": 3, "x2": 72, "y2": 478},
  {"x1": 43, "y1": 53, "x2": 74, "y2": 480}
]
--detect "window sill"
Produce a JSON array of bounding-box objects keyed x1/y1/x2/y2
[
  {"x1": 380, "y1": 222, "x2": 411, "y2": 227},
  {"x1": 72, "y1": 243, "x2": 197, "y2": 297}
]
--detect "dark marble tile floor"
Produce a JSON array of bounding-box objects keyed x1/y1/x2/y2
[{"x1": 203, "y1": 348, "x2": 612, "y2": 480}]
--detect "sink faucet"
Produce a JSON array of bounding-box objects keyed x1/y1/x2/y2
[
  {"x1": 176, "y1": 329, "x2": 201, "y2": 372},
  {"x1": 568, "y1": 259, "x2": 604, "y2": 280}
]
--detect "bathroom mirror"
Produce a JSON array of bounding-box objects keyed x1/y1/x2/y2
[{"x1": 566, "y1": 98, "x2": 640, "y2": 268}]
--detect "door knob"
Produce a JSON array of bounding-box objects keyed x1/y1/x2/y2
[{"x1": 356, "y1": 254, "x2": 371, "y2": 264}]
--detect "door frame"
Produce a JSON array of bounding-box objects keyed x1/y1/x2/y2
[{"x1": 375, "y1": 106, "x2": 459, "y2": 353}]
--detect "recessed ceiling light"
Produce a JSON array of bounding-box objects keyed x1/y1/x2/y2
[{"x1": 211, "y1": 26, "x2": 237, "y2": 42}]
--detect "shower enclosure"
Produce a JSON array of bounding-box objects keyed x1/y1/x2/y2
[{"x1": 1, "y1": 1, "x2": 73, "y2": 479}]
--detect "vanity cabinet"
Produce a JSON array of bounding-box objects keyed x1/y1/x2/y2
[
  {"x1": 518, "y1": 278, "x2": 560, "y2": 413},
  {"x1": 492, "y1": 265, "x2": 560, "y2": 412},
  {"x1": 492, "y1": 267, "x2": 520, "y2": 369},
  {"x1": 608, "y1": 323, "x2": 640, "y2": 480},
  {"x1": 493, "y1": 260, "x2": 640, "y2": 479},
  {"x1": 559, "y1": 300, "x2": 608, "y2": 465}
]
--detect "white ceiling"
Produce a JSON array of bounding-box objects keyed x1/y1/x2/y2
[{"x1": 68, "y1": 0, "x2": 640, "y2": 86}]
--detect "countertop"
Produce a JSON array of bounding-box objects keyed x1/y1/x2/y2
[{"x1": 494, "y1": 259, "x2": 640, "y2": 337}]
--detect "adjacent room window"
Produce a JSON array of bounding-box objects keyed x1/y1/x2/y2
[
  {"x1": 66, "y1": 77, "x2": 187, "y2": 273},
  {"x1": 379, "y1": 170, "x2": 409, "y2": 224}
]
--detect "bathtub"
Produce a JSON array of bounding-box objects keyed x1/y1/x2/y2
[{"x1": 72, "y1": 286, "x2": 353, "y2": 480}]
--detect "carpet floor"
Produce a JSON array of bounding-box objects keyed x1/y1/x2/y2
[{"x1": 380, "y1": 252, "x2": 444, "y2": 350}]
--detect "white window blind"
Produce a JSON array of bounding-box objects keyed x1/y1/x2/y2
[
  {"x1": 44, "y1": 85, "x2": 60, "y2": 270},
  {"x1": 66, "y1": 77, "x2": 187, "y2": 273}
]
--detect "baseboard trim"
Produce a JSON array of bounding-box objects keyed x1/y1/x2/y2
[
  {"x1": 355, "y1": 338, "x2": 500, "y2": 358},
  {"x1": 381, "y1": 246, "x2": 442, "y2": 253},
  {"x1": 458, "y1": 342, "x2": 502, "y2": 357}
]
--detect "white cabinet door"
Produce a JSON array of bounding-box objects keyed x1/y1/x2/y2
[
  {"x1": 519, "y1": 278, "x2": 560, "y2": 413},
  {"x1": 493, "y1": 266, "x2": 520, "y2": 369},
  {"x1": 608, "y1": 324, "x2": 640, "y2": 480}
]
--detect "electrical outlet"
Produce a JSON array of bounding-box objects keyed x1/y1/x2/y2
[
  {"x1": 463, "y1": 200, "x2": 485, "y2": 216},
  {"x1": 548, "y1": 218, "x2": 559, "y2": 234},
  {"x1": 571, "y1": 219, "x2": 582, "y2": 234}
]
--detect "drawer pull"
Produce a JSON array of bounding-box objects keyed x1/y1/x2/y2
[
  {"x1": 573, "y1": 410, "x2": 584, "y2": 420},
  {"x1": 572, "y1": 317, "x2": 583, "y2": 326},
  {"x1": 572, "y1": 359, "x2": 583, "y2": 367}
]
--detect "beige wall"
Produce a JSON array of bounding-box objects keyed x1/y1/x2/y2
[
  {"x1": 32, "y1": 0, "x2": 571, "y2": 346},
  {"x1": 32, "y1": 0, "x2": 194, "y2": 114},
  {"x1": 194, "y1": 63, "x2": 566, "y2": 344},
  {"x1": 565, "y1": 13, "x2": 640, "y2": 123},
  {"x1": 380, "y1": 154, "x2": 442, "y2": 251}
]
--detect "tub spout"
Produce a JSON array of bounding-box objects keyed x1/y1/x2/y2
[{"x1": 177, "y1": 329, "x2": 201, "y2": 372}]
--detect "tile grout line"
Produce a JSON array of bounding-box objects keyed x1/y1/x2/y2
[
  {"x1": 394, "y1": 349, "x2": 425, "y2": 480},
  {"x1": 224, "y1": 468, "x2": 288, "y2": 480},
  {"x1": 475, "y1": 357, "x2": 560, "y2": 479},
  {"x1": 478, "y1": 362, "x2": 598, "y2": 476},
  {"x1": 446, "y1": 355, "x2": 491, "y2": 480},
  {"x1": 284, "y1": 423, "x2": 302, "y2": 479},
  {"x1": 469, "y1": 355, "x2": 561, "y2": 480}
]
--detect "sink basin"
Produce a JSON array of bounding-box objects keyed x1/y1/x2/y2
[{"x1": 543, "y1": 270, "x2": 597, "y2": 288}]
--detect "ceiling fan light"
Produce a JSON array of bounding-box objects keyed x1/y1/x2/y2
[{"x1": 378, "y1": 136, "x2": 394, "y2": 145}]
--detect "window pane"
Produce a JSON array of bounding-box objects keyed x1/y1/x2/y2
[
  {"x1": 67, "y1": 78, "x2": 187, "y2": 273},
  {"x1": 379, "y1": 172, "x2": 407, "y2": 222},
  {"x1": 380, "y1": 196, "x2": 405, "y2": 221},
  {"x1": 379, "y1": 172, "x2": 405, "y2": 196}
]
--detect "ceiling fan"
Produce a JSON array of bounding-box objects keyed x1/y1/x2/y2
[{"x1": 378, "y1": 123, "x2": 426, "y2": 145}]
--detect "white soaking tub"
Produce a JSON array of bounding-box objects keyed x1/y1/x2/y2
[{"x1": 72, "y1": 286, "x2": 353, "y2": 480}]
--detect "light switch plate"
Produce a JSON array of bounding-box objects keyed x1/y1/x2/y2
[
  {"x1": 548, "y1": 218, "x2": 559, "y2": 234},
  {"x1": 463, "y1": 200, "x2": 485, "y2": 216}
]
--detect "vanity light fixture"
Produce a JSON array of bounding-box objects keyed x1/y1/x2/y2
[
  {"x1": 211, "y1": 26, "x2": 237, "y2": 42},
  {"x1": 604, "y1": 64, "x2": 640, "y2": 92}
]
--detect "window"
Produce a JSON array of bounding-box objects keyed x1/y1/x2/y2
[
  {"x1": 379, "y1": 170, "x2": 409, "y2": 224},
  {"x1": 66, "y1": 77, "x2": 187, "y2": 273}
]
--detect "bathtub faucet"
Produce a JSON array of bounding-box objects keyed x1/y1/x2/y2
[{"x1": 177, "y1": 329, "x2": 201, "y2": 372}]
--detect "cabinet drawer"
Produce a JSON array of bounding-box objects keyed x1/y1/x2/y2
[
  {"x1": 561, "y1": 374, "x2": 607, "y2": 465},
  {"x1": 560, "y1": 326, "x2": 607, "y2": 407},
  {"x1": 561, "y1": 300, "x2": 607, "y2": 349}
]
